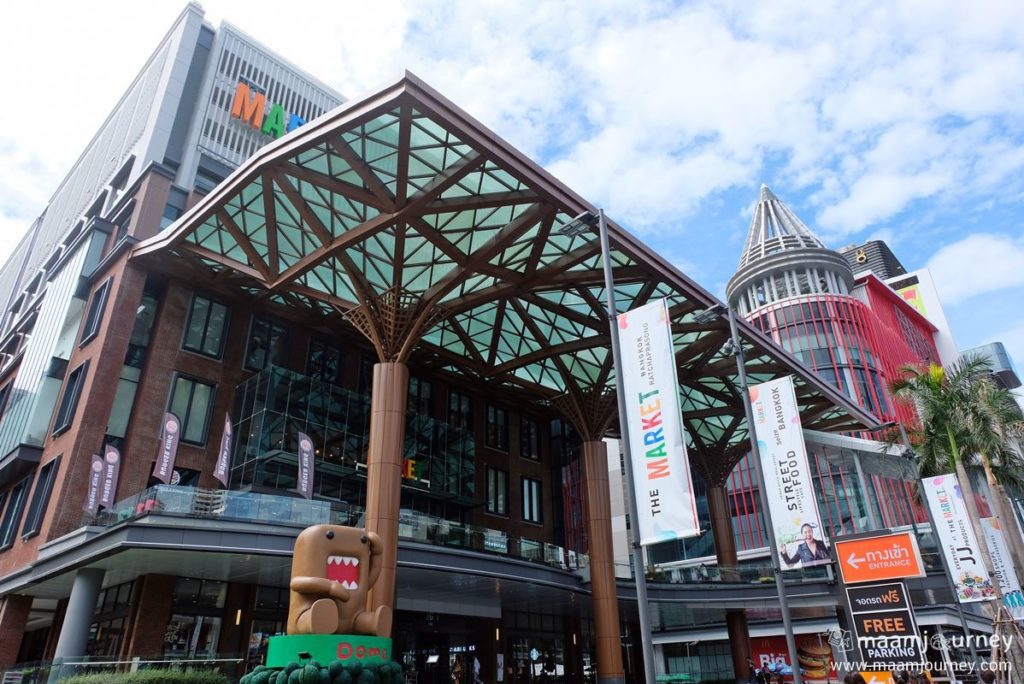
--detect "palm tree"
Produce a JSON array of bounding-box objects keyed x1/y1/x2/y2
[{"x1": 890, "y1": 356, "x2": 1024, "y2": 596}]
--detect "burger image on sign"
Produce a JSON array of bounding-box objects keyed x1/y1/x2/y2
[
  {"x1": 104, "y1": 450, "x2": 119, "y2": 465},
  {"x1": 301, "y1": 438, "x2": 312, "y2": 450},
  {"x1": 91, "y1": 460, "x2": 103, "y2": 473},
  {"x1": 797, "y1": 639, "x2": 831, "y2": 680},
  {"x1": 166, "y1": 419, "x2": 179, "y2": 434}
]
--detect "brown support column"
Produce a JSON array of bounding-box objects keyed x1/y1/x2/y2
[
  {"x1": 365, "y1": 362, "x2": 409, "y2": 627},
  {"x1": 582, "y1": 440, "x2": 625, "y2": 684},
  {"x1": 707, "y1": 483, "x2": 751, "y2": 683},
  {"x1": 124, "y1": 574, "x2": 176, "y2": 658},
  {"x1": 0, "y1": 594, "x2": 32, "y2": 668}
]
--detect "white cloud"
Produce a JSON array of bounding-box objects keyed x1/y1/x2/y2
[{"x1": 927, "y1": 234, "x2": 1024, "y2": 305}]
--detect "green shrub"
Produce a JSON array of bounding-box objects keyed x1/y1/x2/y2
[
  {"x1": 242, "y1": 660, "x2": 393, "y2": 684},
  {"x1": 62, "y1": 669, "x2": 229, "y2": 684}
]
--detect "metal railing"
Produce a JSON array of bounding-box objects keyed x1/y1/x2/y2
[{"x1": 89, "y1": 485, "x2": 589, "y2": 572}]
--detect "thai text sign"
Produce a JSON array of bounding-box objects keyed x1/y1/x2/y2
[
  {"x1": 749, "y1": 375, "x2": 829, "y2": 568},
  {"x1": 846, "y1": 582, "x2": 924, "y2": 668},
  {"x1": 617, "y1": 298, "x2": 700, "y2": 544},
  {"x1": 835, "y1": 531, "x2": 925, "y2": 585},
  {"x1": 921, "y1": 474, "x2": 995, "y2": 602},
  {"x1": 980, "y1": 517, "x2": 1024, "y2": 618}
]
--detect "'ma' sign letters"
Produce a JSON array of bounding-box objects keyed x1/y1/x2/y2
[{"x1": 230, "y1": 81, "x2": 307, "y2": 139}]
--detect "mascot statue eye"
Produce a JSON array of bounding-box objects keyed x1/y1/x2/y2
[
  {"x1": 360, "y1": 534, "x2": 368, "y2": 544},
  {"x1": 326, "y1": 530, "x2": 335, "y2": 540}
]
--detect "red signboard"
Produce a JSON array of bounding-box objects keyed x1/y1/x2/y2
[{"x1": 750, "y1": 635, "x2": 835, "y2": 682}]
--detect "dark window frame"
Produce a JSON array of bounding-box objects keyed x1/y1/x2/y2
[
  {"x1": 166, "y1": 373, "x2": 217, "y2": 446},
  {"x1": 521, "y1": 476, "x2": 543, "y2": 524},
  {"x1": 521, "y1": 415, "x2": 541, "y2": 461},
  {"x1": 21, "y1": 455, "x2": 62, "y2": 539},
  {"x1": 486, "y1": 466, "x2": 508, "y2": 516},
  {"x1": 408, "y1": 377, "x2": 433, "y2": 417},
  {"x1": 448, "y1": 389, "x2": 472, "y2": 431},
  {"x1": 306, "y1": 338, "x2": 344, "y2": 384},
  {"x1": 0, "y1": 477, "x2": 31, "y2": 550},
  {"x1": 181, "y1": 293, "x2": 230, "y2": 359},
  {"x1": 485, "y1": 404, "x2": 509, "y2": 451},
  {"x1": 244, "y1": 316, "x2": 289, "y2": 372},
  {"x1": 79, "y1": 278, "x2": 112, "y2": 347},
  {"x1": 53, "y1": 360, "x2": 90, "y2": 436}
]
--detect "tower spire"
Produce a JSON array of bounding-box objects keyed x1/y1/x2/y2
[{"x1": 738, "y1": 185, "x2": 825, "y2": 269}]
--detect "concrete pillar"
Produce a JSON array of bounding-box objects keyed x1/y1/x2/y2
[
  {"x1": 53, "y1": 568, "x2": 105, "y2": 661},
  {"x1": 707, "y1": 483, "x2": 751, "y2": 683},
  {"x1": 365, "y1": 362, "x2": 409, "y2": 625},
  {"x1": 0, "y1": 594, "x2": 32, "y2": 668},
  {"x1": 582, "y1": 440, "x2": 625, "y2": 684}
]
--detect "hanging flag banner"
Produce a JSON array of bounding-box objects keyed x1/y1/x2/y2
[
  {"x1": 980, "y1": 517, "x2": 1024, "y2": 618},
  {"x1": 616, "y1": 298, "x2": 700, "y2": 545},
  {"x1": 297, "y1": 431, "x2": 315, "y2": 500},
  {"x1": 214, "y1": 414, "x2": 233, "y2": 486},
  {"x1": 83, "y1": 454, "x2": 103, "y2": 514},
  {"x1": 749, "y1": 375, "x2": 830, "y2": 568},
  {"x1": 152, "y1": 412, "x2": 181, "y2": 484},
  {"x1": 922, "y1": 474, "x2": 995, "y2": 602},
  {"x1": 99, "y1": 444, "x2": 121, "y2": 508}
]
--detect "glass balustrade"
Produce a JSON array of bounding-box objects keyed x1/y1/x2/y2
[{"x1": 90, "y1": 485, "x2": 587, "y2": 572}]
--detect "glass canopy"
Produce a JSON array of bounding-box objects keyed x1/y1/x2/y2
[{"x1": 134, "y1": 73, "x2": 875, "y2": 480}]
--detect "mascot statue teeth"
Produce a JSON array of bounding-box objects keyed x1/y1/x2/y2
[{"x1": 287, "y1": 525, "x2": 392, "y2": 637}]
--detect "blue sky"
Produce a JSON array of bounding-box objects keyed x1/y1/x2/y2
[{"x1": 1, "y1": 0, "x2": 1023, "y2": 375}]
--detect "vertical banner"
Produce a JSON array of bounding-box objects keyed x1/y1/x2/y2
[
  {"x1": 297, "y1": 431, "x2": 315, "y2": 500},
  {"x1": 99, "y1": 444, "x2": 121, "y2": 508},
  {"x1": 749, "y1": 375, "x2": 830, "y2": 568},
  {"x1": 214, "y1": 414, "x2": 233, "y2": 486},
  {"x1": 922, "y1": 474, "x2": 995, "y2": 602},
  {"x1": 152, "y1": 412, "x2": 181, "y2": 484},
  {"x1": 980, "y1": 517, "x2": 1024, "y2": 618},
  {"x1": 616, "y1": 298, "x2": 700, "y2": 544},
  {"x1": 84, "y1": 454, "x2": 103, "y2": 514}
]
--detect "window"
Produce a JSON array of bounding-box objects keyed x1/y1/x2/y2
[
  {"x1": 486, "y1": 467, "x2": 508, "y2": 515},
  {"x1": 486, "y1": 405, "x2": 508, "y2": 450},
  {"x1": 521, "y1": 416, "x2": 540, "y2": 460},
  {"x1": 21, "y1": 456, "x2": 61, "y2": 538},
  {"x1": 358, "y1": 356, "x2": 376, "y2": 394},
  {"x1": 182, "y1": 295, "x2": 229, "y2": 358},
  {"x1": 0, "y1": 478, "x2": 30, "y2": 549},
  {"x1": 448, "y1": 390, "x2": 472, "y2": 430},
  {"x1": 168, "y1": 375, "x2": 216, "y2": 444},
  {"x1": 160, "y1": 188, "x2": 189, "y2": 230},
  {"x1": 53, "y1": 361, "x2": 90, "y2": 435},
  {"x1": 522, "y1": 477, "x2": 542, "y2": 523},
  {"x1": 245, "y1": 318, "x2": 288, "y2": 371},
  {"x1": 79, "y1": 278, "x2": 112, "y2": 346},
  {"x1": 307, "y1": 339, "x2": 343, "y2": 383},
  {"x1": 408, "y1": 377, "x2": 432, "y2": 416},
  {"x1": 0, "y1": 383, "x2": 12, "y2": 423}
]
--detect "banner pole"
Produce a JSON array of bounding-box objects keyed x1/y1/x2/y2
[
  {"x1": 896, "y1": 423, "x2": 981, "y2": 668},
  {"x1": 726, "y1": 307, "x2": 804, "y2": 684},
  {"x1": 597, "y1": 208, "x2": 657, "y2": 684}
]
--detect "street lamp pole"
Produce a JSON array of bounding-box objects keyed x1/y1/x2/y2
[
  {"x1": 723, "y1": 305, "x2": 804, "y2": 684},
  {"x1": 595, "y1": 208, "x2": 658, "y2": 684}
]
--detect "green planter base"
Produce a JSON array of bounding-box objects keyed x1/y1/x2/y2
[{"x1": 266, "y1": 634, "x2": 392, "y2": 668}]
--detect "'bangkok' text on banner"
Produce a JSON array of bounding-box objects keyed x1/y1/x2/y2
[
  {"x1": 749, "y1": 376, "x2": 830, "y2": 568},
  {"x1": 616, "y1": 298, "x2": 700, "y2": 544}
]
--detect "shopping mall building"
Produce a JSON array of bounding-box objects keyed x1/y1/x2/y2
[{"x1": 0, "y1": 5, "x2": 996, "y2": 684}]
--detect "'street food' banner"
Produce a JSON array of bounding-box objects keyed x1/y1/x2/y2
[
  {"x1": 980, "y1": 517, "x2": 1024, "y2": 618},
  {"x1": 616, "y1": 298, "x2": 700, "y2": 544},
  {"x1": 922, "y1": 474, "x2": 995, "y2": 602},
  {"x1": 749, "y1": 375, "x2": 830, "y2": 568}
]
